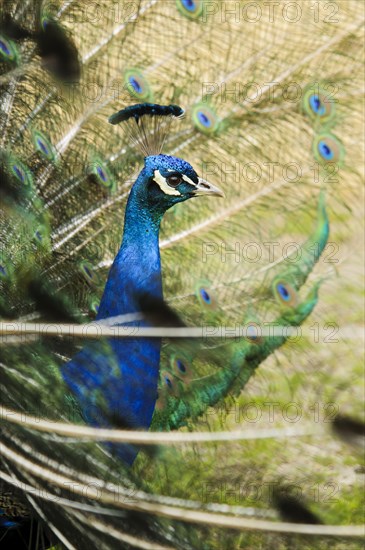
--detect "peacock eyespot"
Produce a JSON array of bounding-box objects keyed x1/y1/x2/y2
[
  {"x1": 0, "y1": 259, "x2": 13, "y2": 280},
  {"x1": 33, "y1": 225, "x2": 49, "y2": 248},
  {"x1": 166, "y1": 175, "x2": 183, "y2": 187},
  {"x1": 32, "y1": 130, "x2": 56, "y2": 161},
  {"x1": 176, "y1": 0, "x2": 203, "y2": 18},
  {"x1": 97, "y1": 166, "x2": 107, "y2": 182},
  {"x1": 246, "y1": 323, "x2": 259, "y2": 341},
  {"x1": 192, "y1": 104, "x2": 219, "y2": 134},
  {"x1": 171, "y1": 354, "x2": 193, "y2": 381},
  {"x1": 312, "y1": 133, "x2": 343, "y2": 164},
  {"x1": 196, "y1": 280, "x2": 218, "y2": 310},
  {"x1": 198, "y1": 112, "x2": 211, "y2": 127},
  {"x1": 129, "y1": 77, "x2": 142, "y2": 94},
  {"x1": 41, "y1": 16, "x2": 50, "y2": 31},
  {"x1": 79, "y1": 261, "x2": 100, "y2": 286},
  {"x1": 90, "y1": 157, "x2": 116, "y2": 191},
  {"x1": 182, "y1": 0, "x2": 195, "y2": 9},
  {"x1": 10, "y1": 159, "x2": 33, "y2": 187},
  {"x1": 87, "y1": 155, "x2": 116, "y2": 193},
  {"x1": 160, "y1": 370, "x2": 181, "y2": 397},
  {"x1": 244, "y1": 319, "x2": 264, "y2": 344},
  {"x1": 0, "y1": 39, "x2": 10, "y2": 56},
  {"x1": 12, "y1": 165, "x2": 24, "y2": 182},
  {"x1": 302, "y1": 87, "x2": 335, "y2": 124},
  {"x1": 34, "y1": 230, "x2": 43, "y2": 242},
  {"x1": 38, "y1": 139, "x2": 48, "y2": 155},
  {"x1": 200, "y1": 288, "x2": 211, "y2": 304},
  {"x1": 309, "y1": 95, "x2": 326, "y2": 116},
  {"x1": 277, "y1": 284, "x2": 289, "y2": 300},
  {"x1": 176, "y1": 359, "x2": 186, "y2": 373},
  {"x1": 0, "y1": 36, "x2": 18, "y2": 62},
  {"x1": 272, "y1": 279, "x2": 298, "y2": 307},
  {"x1": 124, "y1": 69, "x2": 153, "y2": 101},
  {"x1": 318, "y1": 141, "x2": 333, "y2": 160}
]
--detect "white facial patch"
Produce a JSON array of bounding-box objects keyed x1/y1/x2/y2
[{"x1": 153, "y1": 170, "x2": 182, "y2": 196}]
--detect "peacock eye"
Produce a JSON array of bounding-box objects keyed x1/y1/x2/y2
[{"x1": 166, "y1": 175, "x2": 183, "y2": 187}]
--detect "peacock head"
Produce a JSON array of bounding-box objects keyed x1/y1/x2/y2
[
  {"x1": 109, "y1": 104, "x2": 224, "y2": 213},
  {"x1": 140, "y1": 154, "x2": 224, "y2": 211}
]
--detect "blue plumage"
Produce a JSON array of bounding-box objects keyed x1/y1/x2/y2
[{"x1": 62, "y1": 150, "x2": 223, "y2": 463}]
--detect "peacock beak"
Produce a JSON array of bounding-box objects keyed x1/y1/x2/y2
[{"x1": 192, "y1": 178, "x2": 225, "y2": 198}]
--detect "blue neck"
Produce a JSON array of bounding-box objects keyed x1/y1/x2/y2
[
  {"x1": 97, "y1": 177, "x2": 163, "y2": 320},
  {"x1": 62, "y1": 170, "x2": 165, "y2": 464}
]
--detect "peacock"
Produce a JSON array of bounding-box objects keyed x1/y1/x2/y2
[{"x1": 0, "y1": 0, "x2": 364, "y2": 549}]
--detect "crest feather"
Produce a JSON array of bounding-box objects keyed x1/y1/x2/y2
[{"x1": 108, "y1": 103, "x2": 184, "y2": 156}]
